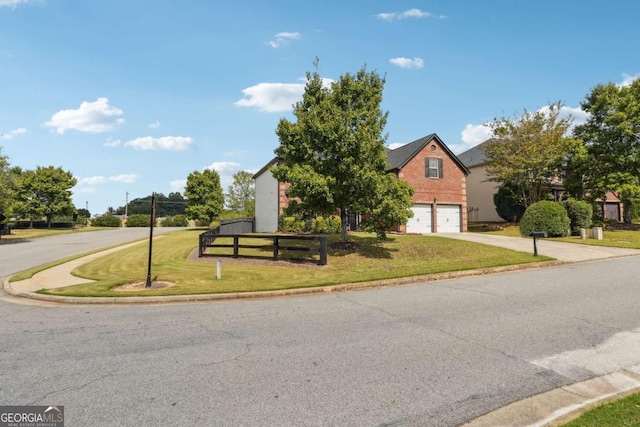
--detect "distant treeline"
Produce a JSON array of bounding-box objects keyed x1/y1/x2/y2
[{"x1": 108, "y1": 192, "x2": 186, "y2": 217}]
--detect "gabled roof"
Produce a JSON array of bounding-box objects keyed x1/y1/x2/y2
[
  {"x1": 457, "y1": 138, "x2": 495, "y2": 168},
  {"x1": 386, "y1": 133, "x2": 470, "y2": 176},
  {"x1": 252, "y1": 157, "x2": 279, "y2": 179}
]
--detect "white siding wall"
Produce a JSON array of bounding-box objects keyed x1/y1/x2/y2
[
  {"x1": 466, "y1": 165, "x2": 503, "y2": 222},
  {"x1": 254, "y1": 169, "x2": 279, "y2": 232}
]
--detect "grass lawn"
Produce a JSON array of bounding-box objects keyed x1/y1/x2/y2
[
  {"x1": 39, "y1": 229, "x2": 549, "y2": 297},
  {"x1": 560, "y1": 391, "x2": 640, "y2": 427},
  {"x1": 475, "y1": 223, "x2": 640, "y2": 249}
]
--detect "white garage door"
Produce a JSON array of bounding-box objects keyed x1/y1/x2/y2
[
  {"x1": 436, "y1": 205, "x2": 461, "y2": 233},
  {"x1": 406, "y1": 204, "x2": 432, "y2": 234}
]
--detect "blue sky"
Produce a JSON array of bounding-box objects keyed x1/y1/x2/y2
[{"x1": 1, "y1": 0, "x2": 639, "y2": 215}]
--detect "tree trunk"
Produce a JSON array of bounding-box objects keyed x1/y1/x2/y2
[{"x1": 340, "y1": 209, "x2": 348, "y2": 243}]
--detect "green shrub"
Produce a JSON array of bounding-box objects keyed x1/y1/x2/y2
[
  {"x1": 91, "y1": 214, "x2": 121, "y2": 227},
  {"x1": 172, "y1": 214, "x2": 188, "y2": 227},
  {"x1": 281, "y1": 216, "x2": 304, "y2": 233},
  {"x1": 160, "y1": 215, "x2": 188, "y2": 227},
  {"x1": 494, "y1": 183, "x2": 527, "y2": 222},
  {"x1": 311, "y1": 216, "x2": 328, "y2": 233},
  {"x1": 519, "y1": 201, "x2": 570, "y2": 237},
  {"x1": 326, "y1": 215, "x2": 341, "y2": 234},
  {"x1": 562, "y1": 199, "x2": 593, "y2": 234},
  {"x1": 126, "y1": 214, "x2": 153, "y2": 227}
]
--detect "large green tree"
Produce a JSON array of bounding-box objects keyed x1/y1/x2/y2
[
  {"x1": 184, "y1": 169, "x2": 224, "y2": 224},
  {"x1": 272, "y1": 64, "x2": 413, "y2": 242},
  {"x1": 0, "y1": 147, "x2": 13, "y2": 217},
  {"x1": 11, "y1": 165, "x2": 77, "y2": 227},
  {"x1": 484, "y1": 102, "x2": 580, "y2": 208},
  {"x1": 572, "y1": 77, "x2": 640, "y2": 222},
  {"x1": 226, "y1": 170, "x2": 255, "y2": 216}
]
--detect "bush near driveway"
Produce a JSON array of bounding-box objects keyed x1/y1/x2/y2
[
  {"x1": 519, "y1": 201, "x2": 570, "y2": 237},
  {"x1": 563, "y1": 199, "x2": 593, "y2": 235}
]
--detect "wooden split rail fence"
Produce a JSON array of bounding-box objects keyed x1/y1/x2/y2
[{"x1": 199, "y1": 231, "x2": 328, "y2": 265}]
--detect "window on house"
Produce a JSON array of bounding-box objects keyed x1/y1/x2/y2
[{"x1": 425, "y1": 157, "x2": 443, "y2": 178}]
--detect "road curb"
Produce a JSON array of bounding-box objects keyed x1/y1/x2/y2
[
  {"x1": 2, "y1": 260, "x2": 564, "y2": 305},
  {"x1": 462, "y1": 365, "x2": 640, "y2": 427}
]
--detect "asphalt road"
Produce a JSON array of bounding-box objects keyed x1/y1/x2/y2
[
  {"x1": 2, "y1": 251, "x2": 640, "y2": 426},
  {"x1": 0, "y1": 227, "x2": 181, "y2": 278}
]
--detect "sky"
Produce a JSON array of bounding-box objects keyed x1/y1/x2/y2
[{"x1": 1, "y1": 0, "x2": 639, "y2": 216}]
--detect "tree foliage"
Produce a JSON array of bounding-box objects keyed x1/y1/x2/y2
[
  {"x1": 226, "y1": 170, "x2": 255, "y2": 216},
  {"x1": 272, "y1": 63, "x2": 413, "y2": 242},
  {"x1": 572, "y1": 77, "x2": 640, "y2": 222},
  {"x1": 0, "y1": 147, "x2": 14, "y2": 217},
  {"x1": 493, "y1": 182, "x2": 527, "y2": 222},
  {"x1": 484, "y1": 102, "x2": 579, "y2": 208},
  {"x1": 10, "y1": 166, "x2": 77, "y2": 227},
  {"x1": 184, "y1": 169, "x2": 224, "y2": 224}
]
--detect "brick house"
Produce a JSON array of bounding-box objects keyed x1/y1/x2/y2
[{"x1": 253, "y1": 133, "x2": 470, "y2": 233}]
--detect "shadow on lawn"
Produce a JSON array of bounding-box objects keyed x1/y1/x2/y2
[{"x1": 328, "y1": 235, "x2": 398, "y2": 259}]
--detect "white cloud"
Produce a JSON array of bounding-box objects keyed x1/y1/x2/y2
[
  {"x1": 170, "y1": 179, "x2": 187, "y2": 191},
  {"x1": 44, "y1": 97, "x2": 124, "y2": 134},
  {"x1": 268, "y1": 31, "x2": 301, "y2": 48},
  {"x1": 205, "y1": 161, "x2": 240, "y2": 174},
  {"x1": 377, "y1": 8, "x2": 445, "y2": 21},
  {"x1": 537, "y1": 105, "x2": 590, "y2": 128},
  {"x1": 123, "y1": 136, "x2": 194, "y2": 151},
  {"x1": 461, "y1": 123, "x2": 492, "y2": 145},
  {"x1": 389, "y1": 57, "x2": 424, "y2": 69},
  {"x1": 0, "y1": 0, "x2": 32, "y2": 8},
  {"x1": 148, "y1": 120, "x2": 161, "y2": 129},
  {"x1": 103, "y1": 137, "x2": 121, "y2": 147},
  {"x1": 236, "y1": 78, "x2": 333, "y2": 113},
  {"x1": 620, "y1": 73, "x2": 640, "y2": 87},
  {"x1": 78, "y1": 174, "x2": 140, "y2": 185},
  {"x1": 0, "y1": 127, "x2": 28, "y2": 140},
  {"x1": 236, "y1": 82, "x2": 305, "y2": 113}
]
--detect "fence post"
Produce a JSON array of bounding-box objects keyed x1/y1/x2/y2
[
  {"x1": 273, "y1": 236, "x2": 279, "y2": 261},
  {"x1": 319, "y1": 237, "x2": 327, "y2": 265},
  {"x1": 233, "y1": 235, "x2": 239, "y2": 258},
  {"x1": 199, "y1": 234, "x2": 204, "y2": 257}
]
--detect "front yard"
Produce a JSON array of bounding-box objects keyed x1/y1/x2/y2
[{"x1": 36, "y1": 229, "x2": 548, "y2": 297}]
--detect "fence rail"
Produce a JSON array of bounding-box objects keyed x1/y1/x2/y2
[{"x1": 198, "y1": 232, "x2": 328, "y2": 265}]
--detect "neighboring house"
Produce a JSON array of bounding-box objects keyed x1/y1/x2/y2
[
  {"x1": 457, "y1": 139, "x2": 623, "y2": 222},
  {"x1": 253, "y1": 133, "x2": 470, "y2": 234}
]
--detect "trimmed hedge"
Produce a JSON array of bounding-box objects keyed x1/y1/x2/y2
[
  {"x1": 91, "y1": 215, "x2": 121, "y2": 227},
  {"x1": 519, "y1": 201, "x2": 570, "y2": 237},
  {"x1": 311, "y1": 215, "x2": 341, "y2": 234},
  {"x1": 562, "y1": 199, "x2": 593, "y2": 235},
  {"x1": 161, "y1": 214, "x2": 188, "y2": 227},
  {"x1": 126, "y1": 214, "x2": 153, "y2": 227}
]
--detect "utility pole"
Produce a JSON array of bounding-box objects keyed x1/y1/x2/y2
[
  {"x1": 125, "y1": 192, "x2": 129, "y2": 219},
  {"x1": 145, "y1": 193, "x2": 156, "y2": 288}
]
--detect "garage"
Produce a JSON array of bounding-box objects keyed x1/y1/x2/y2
[
  {"x1": 406, "y1": 204, "x2": 432, "y2": 234},
  {"x1": 436, "y1": 205, "x2": 461, "y2": 233}
]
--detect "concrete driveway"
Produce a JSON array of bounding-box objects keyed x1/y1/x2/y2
[{"x1": 439, "y1": 232, "x2": 640, "y2": 263}]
